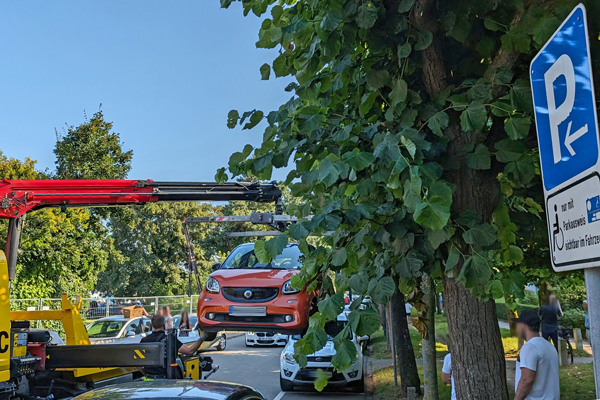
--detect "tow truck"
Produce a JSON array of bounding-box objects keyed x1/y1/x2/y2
[{"x1": 0, "y1": 179, "x2": 281, "y2": 399}]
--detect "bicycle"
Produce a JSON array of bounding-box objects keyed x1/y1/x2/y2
[{"x1": 557, "y1": 327, "x2": 574, "y2": 365}]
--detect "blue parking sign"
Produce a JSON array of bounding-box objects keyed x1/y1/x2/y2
[{"x1": 531, "y1": 4, "x2": 599, "y2": 191}]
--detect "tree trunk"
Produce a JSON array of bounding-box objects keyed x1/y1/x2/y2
[
  {"x1": 444, "y1": 277, "x2": 509, "y2": 400},
  {"x1": 505, "y1": 296, "x2": 518, "y2": 337},
  {"x1": 421, "y1": 274, "x2": 439, "y2": 400},
  {"x1": 390, "y1": 291, "x2": 422, "y2": 396},
  {"x1": 379, "y1": 304, "x2": 388, "y2": 339}
]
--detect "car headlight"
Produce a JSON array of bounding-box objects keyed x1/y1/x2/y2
[
  {"x1": 282, "y1": 280, "x2": 299, "y2": 295},
  {"x1": 283, "y1": 351, "x2": 296, "y2": 363},
  {"x1": 206, "y1": 277, "x2": 220, "y2": 294}
]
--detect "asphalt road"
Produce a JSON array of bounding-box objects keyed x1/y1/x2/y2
[{"x1": 203, "y1": 334, "x2": 366, "y2": 400}]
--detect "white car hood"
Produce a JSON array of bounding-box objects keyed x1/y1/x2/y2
[{"x1": 286, "y1": 340, "x2": 337, "y2": 357}]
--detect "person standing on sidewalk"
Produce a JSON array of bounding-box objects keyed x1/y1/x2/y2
[
  {"x1": 441, "y1": 353, "x2": 456, "y2": 400},
  {"x1": 539, "y1": 294, "x2": 563, "y2": 351},
  {"x1": 513, "y1": 310, "x2": 560, "y2": 400}
]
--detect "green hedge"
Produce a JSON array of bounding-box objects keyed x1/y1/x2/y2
[
  {"x1": 560, "y1": 309, "x2": 586, "y2": 331},
  {"x1": 495, "y1": 303, "x2": 538, "y2": 322}
]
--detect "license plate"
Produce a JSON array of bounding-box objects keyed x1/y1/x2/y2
[
  {"x1": 229, "y1": 306, "x2": 267, "y2": 317},
  {"x1": 306, "y1": 370, "x2": 332, "y2": 378}
]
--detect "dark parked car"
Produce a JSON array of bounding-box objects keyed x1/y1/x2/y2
[
  {"x1": 71, "y1": 380, "x2": 267, "y2": 400},
  {"x1": 85, "y1": 301, "x2": 124, "y2": 319}
]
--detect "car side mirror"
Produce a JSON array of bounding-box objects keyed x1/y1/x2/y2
[
  {"x1": 125, "y1": 331, "x2": 136, "y2": 337},
  {"x1": 359, "y1": 335, "x2": 369, "y2": 343},
  {"x1": 212, "y1": 263, "x2": 222, "y2": 271}
]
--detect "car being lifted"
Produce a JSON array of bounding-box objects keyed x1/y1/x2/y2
[{"x1": 198, "y1": 242, "x2": 315, "y2": 335}]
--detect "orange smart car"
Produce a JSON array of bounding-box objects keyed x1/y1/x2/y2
[{"x1": 197, "y1": 243, "x2": 314, "y2": 335}]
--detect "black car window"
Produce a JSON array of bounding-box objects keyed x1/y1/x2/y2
[{"x1": 222, "y1": 245, "x2": 302, "y2": 270}]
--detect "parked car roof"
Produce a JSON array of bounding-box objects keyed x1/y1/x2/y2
[
  {"x1": 71, "y1": 380, "x2": 266, "y2": 400},
  {"x1": 89, "y1": 315, "x2": 146, "y2": 322}
]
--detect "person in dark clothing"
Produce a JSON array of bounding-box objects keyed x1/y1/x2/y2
[
  {"x1": 140, "y1": 314, "x2": 206, "y2": 377},
  {"x1": 538, "y1": 295, "x2": 563, "y2": 351}
]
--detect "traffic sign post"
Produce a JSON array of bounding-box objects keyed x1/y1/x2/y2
[{"x1": 531, "y1": 4, "x2": 600, "y2": 395}]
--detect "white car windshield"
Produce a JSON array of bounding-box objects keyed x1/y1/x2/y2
[
  {"x1": 87, "y1": 320, "x2": 125, "y2": 338},
  {"x1": 221, "y1": 245, "x2": 302, "y2": 270},
  {"x1": 292, "y1": 320, "x2": 351, "y2": 341}
]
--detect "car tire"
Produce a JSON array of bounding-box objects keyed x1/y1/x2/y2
[
  {"x1": 216, "y1": 334, "x2": 226, "y2": 351},
  {"x1": 280, "y1": 375, "x2": 294, "y2": 392},
  {"x1": 352, "y1": 376, "x2": 365, "y2": 393}
]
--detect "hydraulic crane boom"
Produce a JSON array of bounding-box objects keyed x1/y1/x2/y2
[{"x1": 0, "y1": 179, "x2": 281, "y2": 280}]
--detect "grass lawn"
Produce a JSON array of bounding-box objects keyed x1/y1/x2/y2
[{"x1": 374, "y1": 363, "x2": 596, "y2": 400}]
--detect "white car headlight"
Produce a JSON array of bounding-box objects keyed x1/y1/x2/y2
[
  {"x1": 206, "y1": 277, "x2": 220, "y2": 294},
  {"x1": 283, "y1": 351, "x2": 296, "y2": 363},
  {"x1": 282, "y1": 280, "x2": 299, "y2": 295}
]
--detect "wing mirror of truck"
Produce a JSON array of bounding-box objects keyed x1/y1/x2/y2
[{"x1": 212, "y1": 263, "x2": 222, "y2": 271}]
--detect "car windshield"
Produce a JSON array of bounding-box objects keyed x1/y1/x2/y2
[
  {"x1": 221, "y1": 245, "x2": 302, "y2": 270},
  {"x1": 292, "y1": 320, "x2": 351, "y2": 341},
  {"x1": 87, "y1": 320, "x2": 125, "y2": 338}
]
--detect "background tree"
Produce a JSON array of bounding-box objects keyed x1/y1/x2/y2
[
  {"x1": 220, "y1": 0, "x2": 600, "y2": 397},
  {"x1": 54, "y1": 109, "x2": 133, "y2": 180},
  {"x1": 0, "y1": 152, "x2": 111, "y2": 298}
]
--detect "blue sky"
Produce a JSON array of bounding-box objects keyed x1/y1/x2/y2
[{"x1": 0, "y1": 1, "x2": 292, "y2": 181}]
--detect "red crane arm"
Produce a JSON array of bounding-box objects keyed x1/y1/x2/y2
[
  {"x1": 1, "y1": 179, "x2": 281, "y2": 281},
  {"x1": 0, "y1": 179, "x2": 281, "y2": 219}
]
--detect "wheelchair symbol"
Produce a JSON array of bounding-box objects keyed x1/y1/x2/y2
[{"x1": 553, "y1": 204, "x2": 564, "y2": 252}]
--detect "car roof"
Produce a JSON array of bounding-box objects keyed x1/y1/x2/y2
[{"x1": 72, "y1": 380, "x2": 263, "y2": 400}]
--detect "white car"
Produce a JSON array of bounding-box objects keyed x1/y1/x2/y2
[
  {"x1": 172, "y1": 313, "x2": 227, "y2": 351},
  {"x1": 245, "y1": 332, "x2": 288, "y2": 347},
  {"x1": 279, "y1": 313, "x2": 364, "y2": 392},
  {"x1": 87, "y1": 315, "x2": 151, "y2": 344}
]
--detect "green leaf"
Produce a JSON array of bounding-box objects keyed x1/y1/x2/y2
[
  {"x1": 389, "y1": 79, "x2": 408, "y2": 106},
  {"x1": 356, "y1": 2, "x2": 378, "y2": 29},
  {"x1": 332, "y1": 338, "x2": 357, "y2": 372},
  {"x1": 374, "y1": 133, "x2": 400, "y2": 161},
  {"x1": 414, "y1": 30, "x2": 433, "y2": 51},
  {"x1": 342, "y1": 150, "x2": 375, "y2": 171},
  {"x1": 463, "y1": 223, "x2": 497, "y2": 246},
  {"x1": 260, "y1": 63, "x2": 270, "y2": 80},
  {"x1": 215, "y1": 167, "x2": 228, "y2": 183},
  {"x1": 504, "y1": 117, "x2": 531, "y2": 140},
  {"x1": 466, "y1": 144, "x2": 491, "y2": 170},
  {"x1": 318, "y1": 294, "x2": 345, "y2": 320},
  {"x1": 484, "y1": 18, "x2": 503, "y2": 32},
  {"x1": 503, "y1": 245, "x2": 524, "y2": 264},
  {"x1": 243, "y1": 110, "x2": 264, "y2": 130},
  {"x1": 495, "y1": 139, "x2": 526, "y2": 163},
  {"x1": 288, "y1": 222, "x2": 309, "y2": 240},
  {"x1": 314, "y1": 369, "x2": 330, "y2": 391},
  {"x1": 367, "y1": 276, "x2": 396, "y2": 304},
  {"x1": 366, "y1": 70, "x2": 390, "y2": 91},
  {"x1": 427, "y1": 111, "x2": 449, "y2": 136},
  {"x1": 227, "y1": 110, "x2": 239, "y2": 129},
  {"x1": 273, "y1": 56, "x2": 288, "y2": 77},
  {"x1": 254, "y1": 240, "x2": 270, "y2": 263},
  {"x1": 271, "y1": 5, "x2": 283, "y2": 21},
  {"x1": 321, "y1": 10, "x2": 343, "y2": 31},
  {"x1": 349, "y1": 274, "x2": 368, "y2": 294},
  {"x1": 460, "y1": 102, "x2": 488, "y2": 132},
  {"x1": 348, "y1": 307, "x2": 381, "y2": 336},
  {"x1": 359, "y1": 92, "x2": 377, "y2": 115},
  {"x1": 264, "y1": 233, "x2": 288, "y2": 259},
  {"x1": 489, "y1": 280, "x2": 504, "y2": 299},
  {"x1": 397, "y1": 42, "x2": 412, "y2": 59},
  {"x1": 414, "y1": 196, "x2": 451, "y2": 230},
  {"x1": 397, "y1": 0, "x2": 415, "y2": 13},
  {"x1": 331, "y1": 247, "x2": 347, "y2": 266},
  {"x1": 294, "y1": 329, "x2": 328, "y2": 356},
  {"x1": 220, "y1": 0, "x2": 233, "y2": 8},
  {"x1": 400, "y1": 135, "x2": 416, "y2": 159},
  {"x1": 501, "y1": 31, "x2": 530, "y2": 53},
  {"x1": 532, "y1": 16, "x2": 560, "y2": 45}
]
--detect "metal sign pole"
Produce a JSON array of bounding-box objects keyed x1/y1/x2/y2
[{"x1": 585, "y1": 268, "x2": 600, "y2": 397}]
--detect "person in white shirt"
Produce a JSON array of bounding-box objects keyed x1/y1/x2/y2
[
  {"x1": 163, "y1": 305, "x2": 173, "y2": 330},
  {"x1": 441, "y1": 353, "x2": 456, "y2": 400},
  {"x1": 513, "y1": 310, "x2": 560, "y2": 400}
]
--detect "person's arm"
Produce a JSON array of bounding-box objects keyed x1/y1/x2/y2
[
  {"x1": 441, "y1": 371, "x2": 451, "y2": 384},
  {"x1": 514, "y1": 367, "x2": 536, "y2": 400},
  {"x1": 557, "y1": 300, "x2": 563, "y2": 316},
  {"x1": 178, "y1": 337, "x2": 205, "y2": 355}
]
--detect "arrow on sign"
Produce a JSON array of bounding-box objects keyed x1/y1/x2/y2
[{"x1": 565, "y1": 120, "x2": 588, "y2": 156}]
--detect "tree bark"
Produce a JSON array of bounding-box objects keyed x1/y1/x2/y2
[
  {"x1": 390, "y1": 291, "x2": 422, "y2": 396},
  {"x1": 421, "y1": 274, "x2": 439, "y2": 400}
]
